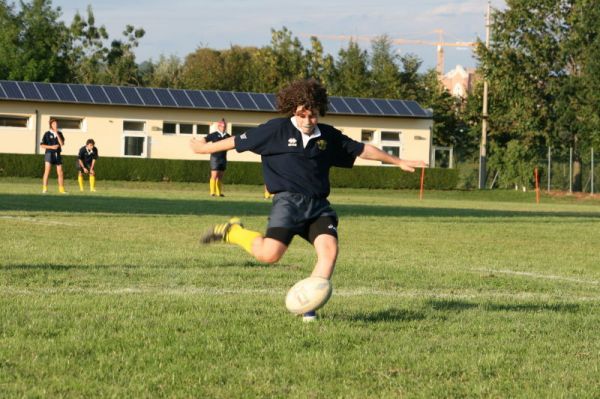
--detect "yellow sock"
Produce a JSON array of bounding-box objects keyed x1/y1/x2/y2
[
  {"x1": 58, "y1": 186, "x2": 66, "y2": 193},
  {"x1": 216, "y1": 180, "x2": 223, "y2": 196},
  {"x1": 42, "y1": 185, "x2": 48, "y2": 193},
  {"x1": 226, "y1": 224, "x2": 262, "y2": 255},
  {"x1": 210, "y1": 178, "x2": 216, "y2": 195},
  {"x1": 78, "y1": 175, "x2": 84, "y2": 191},
  {"x1": 90, "y1": 175, "x2": 96, "y2": 191}
]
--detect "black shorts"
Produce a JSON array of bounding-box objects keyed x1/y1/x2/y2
[
  {"x1": 210, "y1": 158, "x2": 227, "y2": 171},
  {"x1": 265, "y1": 192, "x2": 339, "y2": 246},
  {"x1": 44, "y1": 152, "x2": 62, "y2": 165},
  {"x1": 76, "y1": 162, "x2": 92, "y2": 172}
]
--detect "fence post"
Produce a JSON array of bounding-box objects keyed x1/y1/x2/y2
[
  {"x1": 547, "y1": 147, "x2": 551, "y2": 192},
  {"x1": 569, "y1": 147, "x2": 573, "y2": 193}
]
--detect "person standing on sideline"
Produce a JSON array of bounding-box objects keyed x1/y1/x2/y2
[
  {"x1": 40, "y1": 118, "x2": 66, "y2": 194},
  {"x1": 206, "y1": 118, "x2": 231, "y2": 197},
  {"x1": 77, "y1": 139, "x2": 99, "y2": 192},
  {"x1": 190, "y1": 79, "x2": 426, "y2": 320}
]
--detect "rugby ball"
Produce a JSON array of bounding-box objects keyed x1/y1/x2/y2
[{"x1": 285, "y1": 277, "x2": 333, "y2": 314}]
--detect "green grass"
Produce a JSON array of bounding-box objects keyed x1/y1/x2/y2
[{"x1": 1, "y1": 177, "x2": 599, "y2": 398}]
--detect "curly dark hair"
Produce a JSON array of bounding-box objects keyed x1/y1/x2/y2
[{"x1": 276, "y1": 79, "x2": 329, "y2": 117}]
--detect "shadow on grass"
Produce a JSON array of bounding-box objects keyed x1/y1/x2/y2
[
  {"x1": 1, "y1": 193, "x2": 599, "y2": 219},
  {"x1": 427, "y1": 298, "x2": 581, "y2": 313},
  {"x1": 335, "y1": 308, "x2": 426, "y2": 323}
]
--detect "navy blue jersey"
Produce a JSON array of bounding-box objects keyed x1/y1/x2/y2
[
  {"x1": 234, "y1": 118, "x2": 364, "y2": 198},
  {"x1": 78, "y1": 146, "x2": 99, "y2": 166},
  {"x1": 206, "y1": 131, "x2": 231, "y2": 163},
  {"x1": 40, "y1": 130, "x2": 65, "y2": 155}
]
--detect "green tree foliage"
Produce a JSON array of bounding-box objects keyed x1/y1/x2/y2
[
  {"x1": 477, "y1": 0, "x2": 599, "y2": 191},
  {"x1": 332, "y1": 40, "x2": 371, "y2": 96},
  {"x1": 0, "y1": 0, "x2": 71, "y2": 82},
  {"x1": 69, "y1": 5, "x2": 108, "y2": 84}
]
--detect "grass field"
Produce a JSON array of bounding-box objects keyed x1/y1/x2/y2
[{"x1": 1, "y1": 177, "x2": 599, "y2": 398}]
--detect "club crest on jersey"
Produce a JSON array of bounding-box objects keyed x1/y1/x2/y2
[
  {"x1": 288, "y1": 138, "x2": 298, "y2": 147},
  {"x1": 316, "y1": 139, "x2": 327, "y2": 150}
]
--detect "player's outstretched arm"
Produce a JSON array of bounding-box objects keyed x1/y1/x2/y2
[
  {"x1": 189, "y1": 136, "x2": 236, "y2": 154},
  {"x1": 359, "y1": 143, "x2": 427, "y2": 172}
]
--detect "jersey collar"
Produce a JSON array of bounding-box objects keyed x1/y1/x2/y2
[{"x1": 289, "y1": 116, "x2": 321, "y2": 148}]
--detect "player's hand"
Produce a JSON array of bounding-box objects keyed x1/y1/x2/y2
[
  {"x1": 83, "y1": 168, "x2": 89, "y2": 174},
  {"x1": 398, "y1": 159, "x2": 427, "y2": 172}
]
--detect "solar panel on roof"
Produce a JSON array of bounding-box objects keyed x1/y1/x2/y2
[
  {"x1": 52, "y1": 84, "x2": 75, "y2": 102},
  {"x1": 120, "y1": 86, "x2": 144, "y2": 105},
  {"x1": 186, "y1": 90, "x2": 209, "y2": 108},
  {"x1": 248, "y1": 93, "x2": 273, "y2": 111},
  {"x1": 87, "y1": 85, "x2": 110, "y2": 103},
  {"x1": 372, "y1": 99, "x2": 397, "y2": 116},
  {"x1": 329, "y1": 97, "x2": 351, "y2": 114},
  {"x1": 264, "y1": 94, "x2": 277, "y2": 109},
  {"x1": 1, "y1": 81, "x2": 24, "y2": 99},
  {"x1": 387, "y1": 100, "x2": 413, "y2": 116},
  {"x1": 202, "y1": 91, "x2": 226, "y2": 108},
  {"x1": 17, "y1": 81, "x2": 41, "y2": 100},
  {"x1": 356, "y1": 99, "x2": 382, "y2": 115},
  {"x1": 153, "y1": 88, "x2": 176, "y2": 107},
  {"x1": 137, "y1": 87, "x2": 160, "y2": 106},
  {"x1": 232, "y1": 92, "x2": 257, "y2": 110},
  {"x1": 217, "y1": 91, "x2": 242, "y2": 109},
  {"x1": 69, "y1": 84, "x2": 93, "y2": 102},
  {"x1": 344, "y1": 98, "x2": 368, "y2": 114},
  {"x1": 103, "y1": 86, "x2": 127, "y2": 104},
  {"x1": 170, "y1": 89, "x2": 193, "y2": 107},
  {"x1": 34, "y1": 82, "x2": 59, "y2": 101},
  {"x1": 404, "y1": 100, "x2": 428, "y2": 117},
  {"x1": 0, "y1": 82, "x2": 8, "y2": 98}
]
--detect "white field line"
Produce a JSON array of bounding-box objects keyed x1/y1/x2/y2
[
  {"x1": 472, "y1": 268, "x2": 600, "y2": 286},
  {"x1": 0, "y1": 215, "x2": 78, "y2": 226},
  {"x1": 2, "y1": 286, "x2": 599, "y2": 302}
]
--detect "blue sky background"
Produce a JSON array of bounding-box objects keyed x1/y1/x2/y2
[{"x1": 52, "y1": 0, "x2": 506, "y2": 73}]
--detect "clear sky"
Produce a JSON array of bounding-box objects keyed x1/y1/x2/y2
[{"x1": 52, "y1": 0, "x2": 506, "y2": 74}]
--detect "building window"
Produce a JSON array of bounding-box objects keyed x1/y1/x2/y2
[
  {"x1": 231, "y1": 124, "x2": 255, "y2": 136},
  {"x1": 382, "y1": 146, "x2": 400, "y2": 157},
  {"x1": 124, "y1": 136, "x2": 145, "y2": 156},
  {"x1": 124, "y1": 121, "x2": 145, "y2": 132},
  {"x1": 52, "y1": 117, "x2": 83, "y2": 130},
  {"x1": 180, "y1": 123, "x2": 193, "y2": 134},
  {"x1": 163, "y1": 122, "x2": 177, "y2": 134},
  {"x1": 0, "y1": 115, "x2": 29, "y2": 128},
  {"x1": 196, "y1": 124, "x2": 210, "y2": 136},
  {"x1": 361, "y1": 130, "x2": 374, "y2": 143},
  {"x1": 381, "y1": 131, "x2": 400, "y2": 141},
  {"x1": 380, "y1": 130, "x2": 402, "y2": 164}
]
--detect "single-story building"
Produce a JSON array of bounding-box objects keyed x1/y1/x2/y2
[{"x1": 0, "y1": 80, "x2": 433, "y2": 166}]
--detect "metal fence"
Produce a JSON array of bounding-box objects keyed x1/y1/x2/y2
[{"x1": 541, "y1": 147, "x2": 597, "y2": 194}]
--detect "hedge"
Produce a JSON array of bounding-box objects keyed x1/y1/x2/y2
[{"x1": 0, "y1": 153, "x2": 458, "y2": 190}]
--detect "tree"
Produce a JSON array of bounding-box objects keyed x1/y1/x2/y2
[
  {"x1": 332, "y1": 40, "x2": 370, "y2": 97},
  {"x1": 69, "y1": 5, "x2": 108, "y2": 84},
  {"x1": 475, "y1": 0, "x2": 600, "y2": 191},
  {"x1": 369, "y1": 35, "x2": 401, "y2": 98},
  {"x1": 0, "y1": 0, "x2": 71, "y2": 82},
  {"x1": 147, "y1": 55, "x2": 183, "y2": 88},
  {"x1": 104, "y1": 24, "x2": 145, "y2": 85}
]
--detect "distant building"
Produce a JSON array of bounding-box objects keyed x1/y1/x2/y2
[
  {"x1": 441, "y1": 65, "x2": 478, "y2": 99},
  {"x1": 0, "y1": 80, "x2": 433, "y2": 166}
]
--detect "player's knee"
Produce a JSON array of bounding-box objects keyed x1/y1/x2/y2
[{"x1": 256, "y1": 251, "x2": 282, "y2": 264}]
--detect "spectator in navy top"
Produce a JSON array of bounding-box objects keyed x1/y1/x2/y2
[
  {"x1": 190, "y1": 79, "x2": 425, "y2": 318},
  {"x1": 205, "y1": 118, "x2": 230, "y2": 197},
  {"x1": 40, "y1": 118, "x2": 66, "y2": 193}
]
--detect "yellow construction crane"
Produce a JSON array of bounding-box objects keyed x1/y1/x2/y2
[{"x1": 301, "y1": 30, "x2": 476, "y2": 75}]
